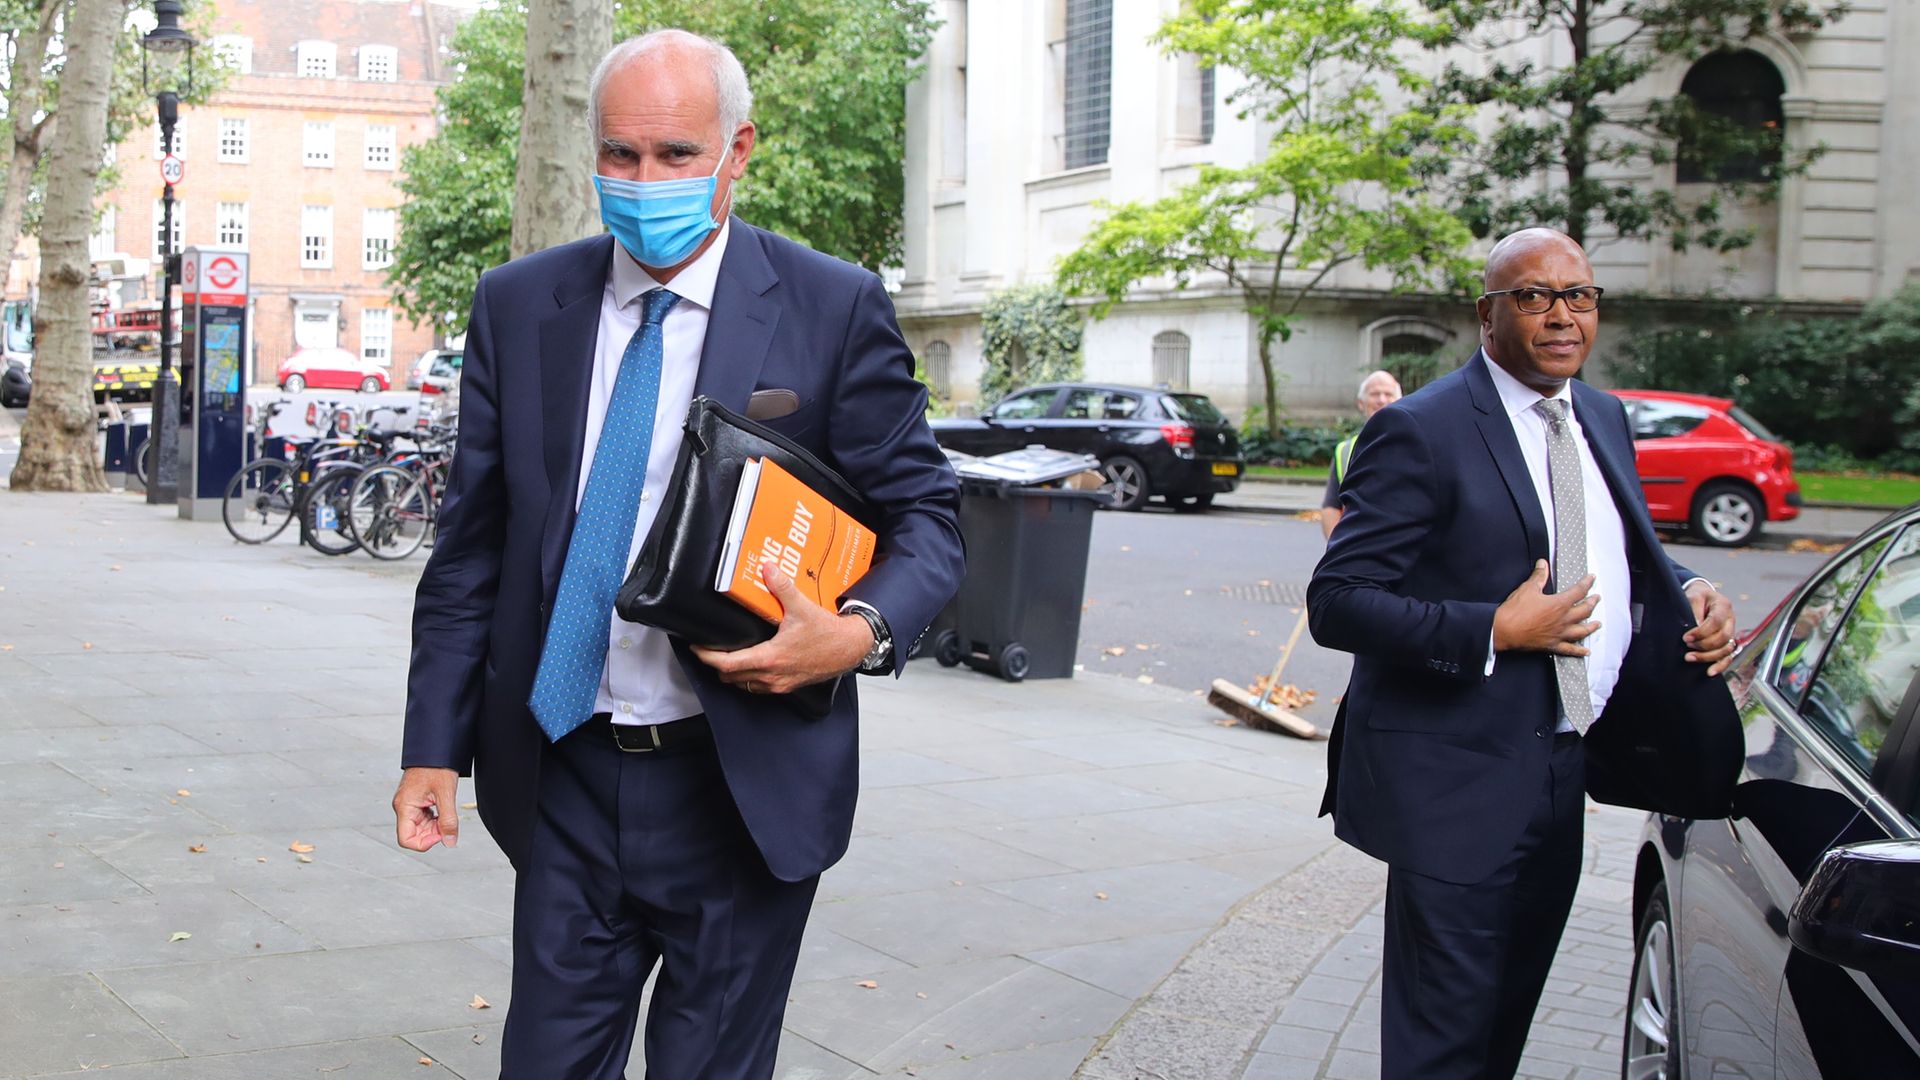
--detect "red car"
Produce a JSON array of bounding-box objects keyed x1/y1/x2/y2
[
  {"x1": 1611, "y1": 389, "x2": 1802, "y2": 547},
  {"x1": 277, "y1": 347, "x2": 391, "y2": 394}
]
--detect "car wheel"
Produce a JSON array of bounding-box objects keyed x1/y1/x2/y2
[
  {"x1": 1172, "y1": 493, "x2": 1214, "y2": 513},
  {"x1": 1624, "y1": 884, "x2": 1682, "y2": 1080},
  {"x1": 1099, "y1": 455, "x2": 1150, "y2": 512},
  {"x1": 282, "y1": 374, "x2": 306, "y2": 394},
  {"x1": 1690, "y1": 482, "x2": 1761, "y2": 547},
  {"x1": 359, "y1": 376, "x2": 382, "y2": 394}
]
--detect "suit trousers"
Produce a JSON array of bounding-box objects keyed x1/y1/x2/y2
[
  {"x1": 1380, "y1": 735, "x2": 1585, "y2": 1079},
  {"x1": 498, "y1": 720, "x2": 819, "y2": 1080}
]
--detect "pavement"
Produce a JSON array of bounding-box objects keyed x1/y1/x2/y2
[
  {"x1": 1217, "y1": 474, "x2": 1892, "y2": 546},
  {"x1": 6, "y1": 487, "x2": 1646, "y2": 1078}
]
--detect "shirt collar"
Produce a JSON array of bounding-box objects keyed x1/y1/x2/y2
[
  {"x1": 1481, "y1": 348, "x2": 1574, "y2": 422},
  {"x1": 607, "y1": 219, "x2": 731, "y2": 313}
]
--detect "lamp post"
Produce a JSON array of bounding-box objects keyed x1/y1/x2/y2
[{"x1": 140, "y1": 0, "x2": 195, "y2": 505}]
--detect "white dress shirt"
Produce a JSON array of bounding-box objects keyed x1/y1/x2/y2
[
  {"x1": 577, "y1": 224, "x2": 731, "y2": 726},
  {"x1": 1481, "y1": 352, "x2": 1631, "y2": 728}
]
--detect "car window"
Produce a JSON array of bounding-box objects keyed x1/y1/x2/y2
[
  {"x1": 429, "y1": 356, "x2": 456, "y2": 378},
  {"x1": 1773, "y1": 534, "x2": 1895, "y2": 706},
  {"x1": 1799, "y1": 526, "x2": 1920, "y2": 774},
  {"x1": 992, "y1": 390, "x2": 1054, "y2": 420},
  {"x1": 1727, "y1": 405, "x2": 1779, "y2": 443},
  {"x1": 1629, "y1": 400, "x2": 1710, "y2": 440},
  {"x1": 1163, "y1": 393, "x2": 1226, "y2": 425}
]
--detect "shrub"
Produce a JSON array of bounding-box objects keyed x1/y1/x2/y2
[
  {"x1": 1239, "y1": 411, "x2": 1358, "y2": 465},
  {"x1": 978, "y1": 284, "x2": 1083, "y2": 405}
]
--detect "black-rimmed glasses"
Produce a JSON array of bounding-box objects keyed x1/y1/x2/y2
[{"x1": 1479, "y1": 286, "x2": 1605, "y2": 314}]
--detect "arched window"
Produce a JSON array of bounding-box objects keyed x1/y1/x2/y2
[
  {"x1": 1152, "y1": 330, "x2": 1190, "y2": 389},
  {"x1": 1678, "y1": 51, "x2": 1785, "y2": 184},
  {"x1": 922, "y1": 340, "x2": 952, "y2": 397}
]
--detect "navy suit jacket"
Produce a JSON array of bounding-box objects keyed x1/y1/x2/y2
[
  {"x1": 401, "y1": 224, "x2": 965, "y2": 882},
  {"x1": 1308, "y1": 353, "x2": 1740, "y2": 884}
]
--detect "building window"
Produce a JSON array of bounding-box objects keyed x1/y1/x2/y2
[
  {"x1": 296, "y1": 40, "x2": 337, "y2": 79},
  {"x1": 364, "y1": 124, "x2": 397, "y2": 171},
  {"x1": 1200, "y1": 64, "x2": 1215, "y2": 143},
  {"x1": 1151, "y1": 330, "x2": 1191, "y2": 390},
  {"x1": 1062, "y1": 0, "x2": 1112, "y2": 169},
  {"x1": 212, "y1": 34, "x2": 252, "y2": 74},
  {"x1": 363, "y1": 207, "x2": 396, "y2": 270},
  {"x1": 217, "y1": 117, "x2": 248, "y2": 163},
  {"x1": 151, "y1": 199, "x2": 183, "y2": 259},
  {"x1": 90, "y1": 206, "x2": 116, "y2": 261},
  {"x1": 361, "y1": 308, "x2": 392, "y2": 364},
  {"x1": 359, "y1": 44, "x2": 398, "y2": 82},
  {"x1": 922, "y1": 340, "x2": 952, "y2": 397},
  {"x1": 1678, "y1": 50, "x2": 1785, "y2": 184},
  {"x1": 216, "y1": 202, "x2": 248, "y2": 247},
  {"x1": 153, "y1": 123, "x2": 183, "y2": 159},
  {"x1": 304, "y1": 121, "x2": 334, "y2": 168},
  {"x1": 301, "y1": 205, "x2": 332, "y2": 268}
]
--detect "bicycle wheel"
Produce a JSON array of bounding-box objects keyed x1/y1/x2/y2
[
  {"x1": 132, "y1": 436, "x2": 153, "y2": 488},
  {"x1": 349, "y1": 464, "x2": 433, "y2": 560},
  {"x1": 302, "y1": 466, "x2": 364, "y2": 556},
  {"x1": 222, "y1": 459, "x2": 297, "y2": 544}
]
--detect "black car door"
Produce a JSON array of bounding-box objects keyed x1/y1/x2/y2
[
  {"x1": 975, "y1": 387, "x2": 1060, "y2": 455},
  {"x1": 1678, "y1": 526, "x2": 1911, "y2": 1079}
]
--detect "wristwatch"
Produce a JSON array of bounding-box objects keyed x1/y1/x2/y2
[{"x1": 838, "y1": 599, "x2": 893, "y2": 673}]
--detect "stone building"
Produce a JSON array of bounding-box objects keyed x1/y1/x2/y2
[
  {"x1": 94, "y1": 0, "x2": 471, "y2": 388},
  {"x1": 894, "y1": 0, "x2": 1920, "y2": 421}
]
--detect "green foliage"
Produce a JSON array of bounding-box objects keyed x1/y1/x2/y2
[
  {"x1": 1379, "y1": 349, "x2": 1452, "y2": 393},
  {"x1": 1418, "y1": 0, "x2": 1842, "y2": 252},
  {"x1": 1056, "y1": 0, "x2": 1478, "y2": 438},
  {"x1": 978, "y1": 284, "x2": 1083, "y2": 405},
  {"x1": 1237, "y1": 409, "x2": 1358, "y2": 466},
  {"x1": 1607, "y1": 286, "x2": 1920, "y2": 466},
  {"x1": 389, "y1": 0, "x2": 934, "y2": 331}
]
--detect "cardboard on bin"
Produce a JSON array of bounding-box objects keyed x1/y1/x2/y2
[{"x1": 952, "y1": 446, "x2": 1102, "y2": 486}]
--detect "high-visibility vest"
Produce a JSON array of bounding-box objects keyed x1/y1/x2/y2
[{"x1": 1333, "y1": 435, "x2": 1359, "y2": 484}]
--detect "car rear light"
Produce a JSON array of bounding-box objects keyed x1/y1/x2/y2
[
  {"x1": 1772, "y1": 444, "x2": 1792, "y2": 471},
  {"x1": 1160, "y1": 423, "x2": 1195, "y2": 456},
  {"x1": 305, "y1": 402, "x2": 318, "y2": 427}
]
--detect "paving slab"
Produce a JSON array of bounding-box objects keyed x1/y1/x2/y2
[{"x1": 0, "y1": 973, "x2": 180, "y2": 1077}]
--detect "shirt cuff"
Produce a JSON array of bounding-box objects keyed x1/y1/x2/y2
[
  {"x1": 1681, "y1": 577, "x2": 1711, "y2": 594},
  {"x1": 1486, "y1": 627, "x2": 1497, "y2": 677}
]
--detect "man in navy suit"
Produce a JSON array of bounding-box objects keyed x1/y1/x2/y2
[
  {"x1": 390, "y1": 30, "x2": 964, "y2": 1079},
  {"x1": 1309, "y1": 228, "x2": 1742, "y2": 1078}
]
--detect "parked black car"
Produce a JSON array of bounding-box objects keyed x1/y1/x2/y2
[
  {"x1": 1, "y1": 355, "x2": 28, "y2": 407},
  {"x1": 929, "y1": 383, "x2": 1244, "y2": 511},
  {"x1": 1625, "y1": 502, "x2": 1920, "y2": 1079}
]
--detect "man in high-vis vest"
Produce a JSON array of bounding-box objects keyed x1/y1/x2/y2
[{"x1": 1321, "y1": 369, "x2": 1403, "y2": 539}]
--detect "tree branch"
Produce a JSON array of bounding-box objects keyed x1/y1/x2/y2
[{"x1": 1284, "y1": 255, "x2": 1355, "y2": 317}]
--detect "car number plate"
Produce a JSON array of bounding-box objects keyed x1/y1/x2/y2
[{"x1": 1211, "y1": 462, "x2": 1239, "y2": 476}]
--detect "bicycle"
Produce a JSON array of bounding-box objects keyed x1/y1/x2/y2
[
  {"x1": 220, "y1": 400, "x2": 401, "y2": 550},
  {"x1": 347, "y1": 424, "x2": 456, "y2": 560},
  {"x1": 298, "y1": 404, "x2": 418, "y2": 557}
]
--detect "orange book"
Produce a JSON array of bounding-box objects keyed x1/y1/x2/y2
[{"x1": 714, "y1": 456, "x2": 876, "y2": 623}]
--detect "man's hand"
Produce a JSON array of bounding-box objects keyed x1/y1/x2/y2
[
  {"x1": 1493, "y1": 560, "x2": 1600, "y2": 656},
  {"x1": 691, "y1": 560, "x2": 873, "y2": 696},
  {"x1": 393, "y1": 767, "x2": 460, "y2": 851},
  {"x1": 1684, "y1": 580, "x2": 1738, "y2": 677}
]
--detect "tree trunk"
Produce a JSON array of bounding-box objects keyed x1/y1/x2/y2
[
  {"x1": 510, "y1": 0, "x2": 612, "y2": 260},
  {"x1": 12, "y1": 0, "x2": 119, "y2": 492},
  {"x1": 1258, "y1": 326, "x2": 1280, "y2": 440},
  {"x1": 0, "y1": 2, "x2": 59, "y2": 280},
  {"x1": 1561, "y1": 0, "x2": 1592, "y2": 248}
]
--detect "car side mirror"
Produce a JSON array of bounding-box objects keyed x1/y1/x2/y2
[
  {"x1": 1789, "y1": 838, "x2": 1920, "y2": 976},
  {"x1": 979, "y1": 413, "x2": 999, "y2": 425}
]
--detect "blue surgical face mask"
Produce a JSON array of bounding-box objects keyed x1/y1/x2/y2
[{"x1": 595, "y1": 149, "x2": 732, "y2": 269}]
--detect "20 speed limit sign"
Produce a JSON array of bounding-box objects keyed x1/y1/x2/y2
[{"x1": 160, "y1": 154, "x2": 185, "y2": 186}]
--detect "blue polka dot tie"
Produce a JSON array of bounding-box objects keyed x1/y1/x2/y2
[{"x1": 528, "y1": 288, "x2": 680, "y2": 741}]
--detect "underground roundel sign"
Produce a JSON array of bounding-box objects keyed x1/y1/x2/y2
[{"x1": 160, "y1": 154, "x2": 185, "y2": 186}]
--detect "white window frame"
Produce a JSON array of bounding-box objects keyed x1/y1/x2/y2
[
  {"x1": 363, "y1": 124, "x2": 397, "y2": 171},
  {"x1": 152, "y1": 199, "x2": 183, "y2": 259},
  {"x1": 358, "y1": 44, "x2": 398, "y2": 82},
  {"x1": 361, "y1": 308, "x2": 392, "y2": 365},
  {"x1": 90, "y1": 206, "x2": 116, "y2": 261},
  {"x1": 301, "y1": 205, "x2": 332, "y2": 269},
  {"x1": 217, "y1": 117, "x2": 248, "y2": 164},
  {"x1": 296, "y1": 40, "x2": 336, "y2": 79},
  {"x1": 362, "y1": 207, "x2": 396, "y2": 270},
  {"x1": 216, "y1": 201, "x2": 248, "y2": 248},
  {"x1": 303, "y1": 121, "x2": 335, "y2": 168},
  {"x1": 213, "y1": 34, "x2": 252, "y2": 74}
]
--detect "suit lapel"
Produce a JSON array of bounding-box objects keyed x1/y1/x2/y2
[
  {"x1": 1464, "y1": 352, "x2": 1551, "y2": 563},
  {"x1": 692, "y1": 218, "x2": 781, "y2": 415},
  {"x1": 538, "y1": 236, "x2": 615, "y2": 604}
]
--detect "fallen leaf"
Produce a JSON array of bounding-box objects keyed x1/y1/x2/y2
[
  {"x1": 1136, "y1": 675, "x2": 1154, "y2": 684},
  {"x1": 472, "y1": 1033, "x2": 486, "y2": 1045},
  {"x1": 109, "y1": 565, "x2": 122, "y2": 572},
  {"x1": 1102, "y1": 646, "x2": 1126, "y2": 657},
  {"x1": 289, "y1": 841, "x2": 315, "y2": 854},
  {"x1": 1094, "y1": 891, "x2": 1109, "y2": 901},
  {"x1": 222, "y1": 615, "x2": 236, "y2": 622},
  {"x1": 1134, "y1": 643, "x2": 1151, "y2": 651},
  {"x1": 52, "y1": 862, "x2": 64, "y2": 869},
  {"x1": 82, "y1": 642, "x2": 93, "y2": 650},
  {"x1": 916, "y1": 992, "x2": 928, "y2": 999},
  {"x1": 1258, "y1": 579, "x2": 1272, "y2": 587},
  {"x1": 950, "y1": 879, "x2": 964, "y2": 886},
  {"x1": 419, "y1": 1057, "x2": 435, "y2": 1067},
  {"x1": 1119, "y1": 545, "x2": 1132, "y2": 552},
  {"x1": 1184, "y1": 589, "x2": 1194, "y2": 596},
  {"x1": 469, "y1": 994, "x2": 491, "y2": 1010},
  {"x1": 256, "y1": 856, "x2": 268, "y2": 863},
  {"x1": 168, "y1": 931, "x2": 192, "y2": 943},
  {"x1": 297, "y1": 854, "x2": 314, "y2": 864},
  {"x1": 856, "y1": 980, "x2": 878, "y2": 989},
  {"x1": 188, "y1": 844, "x2": 207, "y2": 854},
  {"x1": 1, "y1": 645, "x2": 11, "y2": 651},
  {"x1": 1787, "y1": 538, "x2": 1845, "y2": 554},
  {"x1": 176, "y1": 789, "x2": 191, "y2": 797},
  {"x1": 1247, "y1": 630, "x2": 1260, "y2": 637},
  {"x1": 1294, "y1": 509, "x2": 1323, "y2": 521},
  {"x1": 945, "y1": 1043, "x2": 957, "y2": 1050}
]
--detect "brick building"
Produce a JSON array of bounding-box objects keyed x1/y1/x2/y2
[{"x1": 96, "y1": 0, "x2": 472, "y2": 388}]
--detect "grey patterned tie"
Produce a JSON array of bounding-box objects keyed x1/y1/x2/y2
[{"x1": 1534, "y1": 399, "x2": 1595, "y2": 734}]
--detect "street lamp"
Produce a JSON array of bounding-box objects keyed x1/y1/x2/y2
[{"x1": 140, "y1": 0, "x2": 195, "y2": 505}]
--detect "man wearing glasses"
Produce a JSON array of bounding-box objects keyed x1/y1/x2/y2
[{"x1": 1308, "y1": 228, "x2": 1743, "y2": 1077}]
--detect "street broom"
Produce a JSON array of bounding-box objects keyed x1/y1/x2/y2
[{"x1": 1208, "y1": 603, "x2": 1323, "y2": 740}]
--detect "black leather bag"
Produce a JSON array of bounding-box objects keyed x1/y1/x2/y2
[{"x1": 615, "y1": 396, "x2": 876, "y2": 715}]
